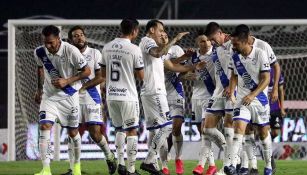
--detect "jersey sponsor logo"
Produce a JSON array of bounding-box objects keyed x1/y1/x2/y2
[
  {"x1": 85, "y1": 54, "x2": 92, "y2": 61},
  {"x1": 111, "y1": 43, "x2": 123, "y2": 49},
  {"x1": 108, "y1": 85, "x2": 128, "y2": 96},
  {"x1": 124, "y1": 118, "x2": 136, "y2": 127}
]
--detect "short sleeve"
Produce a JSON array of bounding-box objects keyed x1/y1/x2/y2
[
  {"x1": 265, "y1": 43, "x2": 277, "y2": 65},
  {"x1": 259, "y1": 50, "x2": 271, "y2": 72},
  {"x1": 94, "y1": 49, "x2": 102, "y2": 70},
  {"x1": 34, "y1": 48, "x2": 43, "y2": 67},
  {"x1": 71, "y1": 46, "x2": 87, "y2": 69},
  {"x1": 134, "y1": 47, "x2": 144, "y2": 70},
  {"x1": 140, "y1": 37, "x2": 158, "y2": 54}
]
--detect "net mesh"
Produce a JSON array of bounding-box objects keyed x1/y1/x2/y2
[{"x1": 13, "y1": 22, "x2": 307, "y2": 160}]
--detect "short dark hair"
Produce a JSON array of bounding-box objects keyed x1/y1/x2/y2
[
  {"x1": 68, "y1": 25, "x2": 85, "y2": 40},
  {"x1": 145, "y1": 19, "x2": 164, "y2": 33},
  {"x1": 120, "y1": 18, "x2": 139, "y2": 35},
  {"x1": 42, "y1": 25, "x2": 60, "y2": 37},
  {"x1": 231, "y1": 24, "x2": 250, "y2": 41},
  {"x1": 205, "y1": 22, "x2": 222, "y2": 37}
]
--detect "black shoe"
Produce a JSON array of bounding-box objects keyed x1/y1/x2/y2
[
  {"x1": 236, "y1": 163, "x2": 241, "y2": 173},
  {"x1": 60, "y1": 169, "x2": 72, "y2": 175},
  {"x1": 140, "y1": 162, "x2": 162, "y2": 174},
  {"x1": 250, "y1": 168, "x2": 259, "y2": 175},
  {"x1": 127, "y1": 170, "x2": 141, "y2": 175},
  {"x1": 271, "y1": 156, "x2": 276, "y2": 175},
  {"x1": 224, "y1": 165, "x2": 237, "y2": 175},
  {"x1": 117, "y1": 164, "x2": 127, "y2": 175},
  {"x1": 238, "y1": 167, "x2": 249, "y2": 175},
  {"x1": 106, "y1": 153, "x2": 117, "y2": 174}
]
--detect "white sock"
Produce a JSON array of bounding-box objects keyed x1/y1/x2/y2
[
  {"x1": 242, "y1": 150, "x2": 249, "y2": 169},
  {"x1": 69, "y1": 133, "x2": 81, "y2": 164},
  {"x1": 145, "y1": 126, "x2": 172, "y2": 164},
  {"x1": 245, "y1": 134, "x2": 257, "y2": 169},
  {"x1": 127, "y1": 136, "x2": 138, "y2": 173},
  {"x1": 68, "y1": 136, "x2": 74, "y2": 170},
  {"x1": 261, "y1": 134, "x2": 272, "y2": 169},
  {"x1": 208, "y1": 148, "x2": 215, "y2": 166},
  {"x1": 205, "y1": 128, "x2": 226, "y2": 150},
  {"x1": 172, "y1": 134, "x2": 183, "y2": 160},
  {"x1": 115, "y1": 131, "x2": 126, "y2": 165},
  {"x1": 97, "y1": 135, "x2": 112, "y2": 160},
  {"x1": 147, "y1": 130, "x2": 159, "y2": 170},
  {"x1": 237, "y1": 139, "x2": 243, "y2": 165},
  {"x1": 224, "y1": 127, "x2": 234, "y2": 167},
  {"x1": 159, "y1": 139, "x2": 169, "y2": 168},
  {"x1": 230, "y1": 134, "x2": 243, "y2": 166},
  {"x1": 198, "y1": 134, "x2": 211, "y2": 167},
  {"x1": 39, "y1": 130, "x2": 51, "y2": 169}
]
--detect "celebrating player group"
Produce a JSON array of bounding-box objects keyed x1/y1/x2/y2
[{"x1": 33, "y1": 18, "x2": 285, "y2": 175}]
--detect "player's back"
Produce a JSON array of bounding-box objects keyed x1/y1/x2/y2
[
  {"x1": 139, "y1": 36, "x2": 166, "y2": 96},
  {"x1": 252, "y1": 37, "x2": 277, "y2": 64},
  {"x1": 102, "y1": 38, "x2": 143, "y2": 102}
]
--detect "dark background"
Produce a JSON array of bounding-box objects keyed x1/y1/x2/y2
[{"x1": 1, "y1": 0, "x2": 307, "y2": 128}]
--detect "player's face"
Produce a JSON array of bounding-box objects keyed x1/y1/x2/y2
[
  {"x1": 231, "y1": 37, "x2": 248, "y2": 53},
  {"x1": 71, "y1": 29, "x2": 87, "y2": 50},
  {"x1": 197, "y1": 35, "x2": 211, "y2": 50},
  {"x1": 151, "y1": 23, "x2": 165, "y2": 45},
  {"x1": 131, "y1": 27, "x2": 139, "y2": 41},
  {"x1": 161, "y1": 33, "x2": 169, "y2": 45},
  {"x1": 209, "y1": 30, "x2": 224, "y2": 46},
  {"x1": 43, "y1": 34, "x2": 61, "y2": 54}
]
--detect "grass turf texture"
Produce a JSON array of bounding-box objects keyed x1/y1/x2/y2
[{"x1": 0, "y1": 160, "x2": 305, "y2": 175}]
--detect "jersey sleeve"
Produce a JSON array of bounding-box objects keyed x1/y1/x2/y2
[
  {"x1": 140, "y1": 37, "x2": 158, "y2": 54},
  {"x1": 134, "y1": 47, "x2": 144, "y2": 70},
  {"x1": 34, "y1": 48, "x2": 43, "y2": 67},
  {"x1": 265, "y1": 42, "x2": 277, "y2": 65},
  {"x1": 259, "y1": 50, "x2": 271, "y2": 72},
  {"x1": 71, "y1": 46, "x2": 87, "y2": 69},
  {"x1": 94, "y1": 49, "x2": 102, "y2": 70}
]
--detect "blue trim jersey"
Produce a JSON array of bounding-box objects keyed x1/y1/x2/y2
[
  {"x1": 139, "y1": 36, "x2": 167, "y2": 95},
  {"x1": 101, "y1": 38, "x2": 144, "y2": 102},
  {"x1": 79, "y1": 46, "x2": 102, "y2": 104},
  {"x1": 164, "y1": 45, "x2": 185, "y2": 99},
  {"x1": 191, "y1": 48, "x2": 216, "y2": 100},
  {"x1": 34, "y1": 41, "x2": 87, "y2": 101},
  {"x1": 230, "y1": 47, "x2": 271, "y2": 105}
]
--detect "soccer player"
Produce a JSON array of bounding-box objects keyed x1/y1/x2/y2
[
  {"x1": 101, "y1": 18, "x2": 144, "y2": 175},
  {"x1": 33, "y1": 25, "x2": 91, "y2": 175},
  {"x1": 60, "y1": 25, "x2": 117, "y2": 175},
  {"x1": 159, "y1": 33, "x2": 194, "y2": 175},
  {"x1": 225, "y1": 24, "x2": 272, "y2": 175},
  {"x1": 238, "y1": 24, "x2": 282, "y2": 175},
  {"x1": 190, "y1": 32, "x2": 218, "y2": 175},
  {"x1": 196, "y1": 22, "x2": 234, "y2": 175},
  {"x1": 139, "y1": 19, "x2": 205, "y2": 174}
]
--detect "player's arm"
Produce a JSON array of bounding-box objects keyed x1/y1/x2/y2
[
  {"x1": 135, "y1": 69, "x2": 144, "y2": 80},
  {"x1": 227, "y1": 70, "x2": 238, "y2": 103},
  {"x1": 80, "y1": 69, "x2": 105, "y2": 92},
  {"x1": 149, "y1": 32, "x2": 189, "y2": 58},
  {"x1": 34, "y1": 66, "x2": 44, "y2": 104},
  {"x1": 164, "y1": 59, "x2": 196, "y2": 73},
  {"x1": 278, "y1": 84, "x2": 286, "y2": 117},
  {"x1": 170, "y1": 48, "x2": 194, "y2": 64},
  {"x1": 271, "y1": 62, "x2": 281, "y2": 102}
]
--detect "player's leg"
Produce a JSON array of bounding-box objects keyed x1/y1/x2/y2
[
  {"x1": 269, "y1": 111, "x2": 282, "y2": 175},
  {"x1": 140, "y1": 94, "x2": 172, "y2": 174},
  {"x1": 35, "y1": 99, "x2": 57, "y2": 175}
]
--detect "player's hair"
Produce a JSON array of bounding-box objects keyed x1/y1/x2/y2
[
  {"x1": 120, "y1": 18, "x2": 139, "y2": 35},
  {"x1": 145, "y1": 19, "x2": 164, "y2": 33},
  {"x1": 42, "y1": 25, "x2": 60, "y2": 37},
  {"x1": 205, "y1": 22, "x2": 222, "y2": 36},
  {"x1": 231, "y1": 24, "x2": 250, "y2": 41},
  {"x1": 68, "y1": 25, "x2": 86, "y2": 40}
]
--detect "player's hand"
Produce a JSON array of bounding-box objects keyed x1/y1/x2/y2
[
  {"x1": 174, "y1": 32, "x2": 190, "y2": 42},
  {"x1": 229, "y1": 94, "x2": 236, "y2": 105},
  {"x1": 185, "y1": 48, "x2": 195, "y2": 57},
  {"x1": 79, "y1": 86, "x2": 86, "y2": 93},
  {"x1": 242, "y1": 93, "x2": 256, "y2": 106},
  {"x1": 34, "y1": 90, "x2": 43, "y2": 104},
  {"x1": 223, "y1": 86, "x2": 231, "y2": 97},
  {"x1": 281, "y1": 108, "x2": 287, "y2": 117},
  {"x1": 52, "y1": 78, "x2": 68, "y2": 89},
  {"x1": 195, "y1": 61, "x2": 206, "y2": 70},
  {"x1": 270, "y1": 88, "x2": 278, "y2": 102}
]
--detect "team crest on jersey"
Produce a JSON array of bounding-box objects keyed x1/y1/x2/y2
[
  {"x1": 112, "y1": 43, "x2": 123, "y2": 49},
  {"x1": 85, "y1": 55, "x2": 92, "y2": 61}
]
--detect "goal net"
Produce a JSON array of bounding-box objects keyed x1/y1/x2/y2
[{"x1": 8, "y1": 20, "x2": 307, "y2": 161}]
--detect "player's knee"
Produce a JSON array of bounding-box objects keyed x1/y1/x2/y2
[
  {"x1": 40, "y1": 123, "x2": 52, "y2": 130},
  {"x1": 258, "y1": 127, "x2": 270, "y2": 140},
  {"x1": 223, "y1": 114, "x2": 233, "y2": 127},
  {"x1": 67, "y1": 129, "x2": 79, "y2": 138},
  {"x1": 172, "y1": 127, "x2": 181, "y2": 136}
]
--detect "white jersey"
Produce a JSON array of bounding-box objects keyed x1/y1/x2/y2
[
  {"x1": 139, "y1": 36, "x2": 166, "y2": 95},
  {"x1": 34, "y1": 41, "x2": 87, "y2": 101},
  {"x1": 164, "y1": 45, "x2": 185, "y2": 99},
  {"x1": 230, "y1": 47, "x2": 271, "y2": 105},
  {"x1": 252, "y1": 37, "x2": 277, "y2": 65},
  {"x1": 101, "y1": 38, "x2": 143, "y2": 102},
  {"x1": 212, "y1": 40, "x2": 232, "y2": 98},
  {"x1": 191, "y1": 48, "x2": 216, "y2": 100},
  {"x1": 79, "y1": 46, "x2": 102, "y2": 104}
]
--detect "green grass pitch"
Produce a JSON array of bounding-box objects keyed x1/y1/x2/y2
[{"x1": 0, "y1": 160, "x2": 306, "y2": 175}]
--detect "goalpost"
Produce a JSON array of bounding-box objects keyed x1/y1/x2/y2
[{"x1": 8, "y1": 19, "x2": 307, "y2": 161}]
